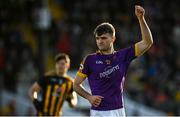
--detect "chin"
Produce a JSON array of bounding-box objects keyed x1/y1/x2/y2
[
  {"x1": 57, "y1": 71, "x2": 63, "y2": 74},
  {"x1": 99, "y1": 48, "x2": 107, "y2": 51}
]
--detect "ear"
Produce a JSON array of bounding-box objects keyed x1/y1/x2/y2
[
  {"x1": 67, "y1": 63, "x2": 70, "y2": 69},
  {"x1": 112, "y1": 36, "x2": 116, "y2": 43}
]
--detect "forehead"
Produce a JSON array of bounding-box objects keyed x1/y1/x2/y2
[
  {"x1": 95, "y1": 33, "x2": 112, "y2": 38},
  {"x1": 56, "y1": 59, "x2": 67, "y2": 63}
]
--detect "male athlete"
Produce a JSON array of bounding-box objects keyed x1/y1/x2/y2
[
  {"x1": 29, "y1": 53, "x2": 77, "y2": 116},
  {"x1": 73, "y1": 5, "x2": 153, "y2": 116}
]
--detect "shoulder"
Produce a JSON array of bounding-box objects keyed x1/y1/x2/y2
[
  {"x1": 117, "y1": 45, "x2": 135, "y2": 54},
  {"x1": 85, "y1": 53, "x2": 97, "y2": 59},
  {"x1": 44, "y1": 70, "x2": 56, "y2": 77},
  {"x1": 81, "y1": 53, "x2": 97, "y2": 63},
  {"x1": 116, "y1": 45, "x2": 136, "y2": 61},
  {"x1": 63, "y1": 75, "x2": 74, "y2": 82}
]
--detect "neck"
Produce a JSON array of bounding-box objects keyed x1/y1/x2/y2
[
  {"x1": 56, "y1": 71, "x2": 66, "y2": 77},
  {"x1": 100, "y1": 46, "x2": 115, "y2": 55}
]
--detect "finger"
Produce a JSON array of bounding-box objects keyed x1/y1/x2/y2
[
  {"x1": 136, "y1": 7, "x2": 142, "y2": 11},
  {"x1": 138, "y1": 6, "x2": 144, "y2": 11},
  {"x1": 135, "y1": 5, "x2": 141, "y2": 9},
  {"x1": 93, "y1": 102, "x2": 100, "y2": 107},
  {"x1": 135, "y1": 5, "x2": 142, "y2": 8},
  {"x1": 95, "y1": 102, "x2": 101, "y2": 106},
  {"x1": 93, "y1": 103, "x2": 99, "y2": 107},
  {"x1": 97, "y1": 95, "x2": 104, "y2": 98},
  {"x1": 93, "y1": 101, "x2": 100, "y2": 106},
  {"x1": 95, "y1": 99, "x2": 101, "y2": 103},
  {"x1": 135, "y1": 5, "x2": 139, "y2": 8},
  {"x1": 96, "y1": 97, "x2": 101, "y2": 100},
  {"x1": 95, "y1": 98, "x2": 102, "y2": 102},
  {"x1": 135, "y1": 6, "x2": 144, "y2": 12},
  {"x1": 138, "y1": 8, "x2": 144, "y2": 12},
  {"x1": 93, "y1": 105, "x2": 98, "y2": 107},
  {"x1": 94, "y1": 100, "x2": 100, "y2": 104},
  {"x1": 136, "y1": 9, "x2": 144, "y2": 14},
  {"x1": 95, "y1": 99, "x2": 102, "y2": 105}
]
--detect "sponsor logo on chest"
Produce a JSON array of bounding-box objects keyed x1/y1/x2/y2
[{"x1": 99, "y1": 65, "x2": 120, "y2": 79}]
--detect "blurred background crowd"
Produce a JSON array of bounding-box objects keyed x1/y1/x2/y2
[{"x1": 0, "y1": 0, "x2": 179, "y2": 116}]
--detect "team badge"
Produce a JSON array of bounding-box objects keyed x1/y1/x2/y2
[
  {"x1": 79, "y1": 64, "x2": 84, "y2": 70},
  {"x1": 105, "y1": 60, "x2": 111, "y2": 65}
]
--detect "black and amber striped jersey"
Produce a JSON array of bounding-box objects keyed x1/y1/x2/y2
[{"x1": 34, "y1": 71, "x2": 74, "y2": 116}]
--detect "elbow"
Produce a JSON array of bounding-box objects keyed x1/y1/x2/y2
[
  {"x1": 150, "y1": 36, "x2": 154, "y2": 45},
  {"x1": 150, "y1": 38, "x2": 153, "y2": 45},
  {"x1": 146, "y1": 38, "x2": 153, "y2": 48},
  {"x1": 73, "y1": 79, "x2": 81, "y2": 92},
  {"x1": 149, "y1": 40, "x2": 153, "y2": 48},
  {"x1": 73, "y1": 81, "x2": 84, "y2": 93},
  {"x1": 148, "y1": 40, "x2": 153, "y2": 48}
]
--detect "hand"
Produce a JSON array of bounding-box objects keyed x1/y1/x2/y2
[
  {"x1": 135, "y1": 5, "x2": 145, "y2": 19},
  {"x1": 87, "y1": 95, "x2": 104, "y2": 107}
]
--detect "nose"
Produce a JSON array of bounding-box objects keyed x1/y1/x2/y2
[{"x1": 97, "y1": 38, "x2": 103, "y2": 43}]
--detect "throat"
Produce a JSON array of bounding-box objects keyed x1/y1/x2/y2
[
  {"x1": 56, "y1": 71, "x2": 66, "y2": 77},
  {"x1": 100, "y1": 49, "x2": 115, "y2": 55}
]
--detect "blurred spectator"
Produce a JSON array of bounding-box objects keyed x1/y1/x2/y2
[{"x1": 0, "y1": 100, "x2": 17, "y2": 115}]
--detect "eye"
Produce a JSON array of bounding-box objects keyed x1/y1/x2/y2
[{"x1": 96, "y1": 37, "x2": 100, "y2": 40}]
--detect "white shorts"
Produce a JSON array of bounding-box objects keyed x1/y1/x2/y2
[{"x1": 90, "y1": 108, "x2": 126, "y2": 117}]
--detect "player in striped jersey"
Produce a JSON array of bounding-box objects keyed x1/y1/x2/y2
[{"x1": 29, "y1": 53, "x2": 77, "y2": 116}]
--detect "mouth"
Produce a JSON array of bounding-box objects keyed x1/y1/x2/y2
[{"x1": 98, "y1": 43, "x2": 104, "y2": 47}]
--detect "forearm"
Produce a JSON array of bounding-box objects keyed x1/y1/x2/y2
[
  {"x1": 138, "y1": 17, "x2": 153, "y2": 45},
  {"x1": 73, "y1": 84, "x2": 91, "y2": 100}
]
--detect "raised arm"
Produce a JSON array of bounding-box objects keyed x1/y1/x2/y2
[{"x1": 135, "y1": 5, "x2": 153, "y2": 57}]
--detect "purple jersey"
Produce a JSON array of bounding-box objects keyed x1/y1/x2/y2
[{"x1": 77, "y1": 45, "x2": 136, "y2": 110}]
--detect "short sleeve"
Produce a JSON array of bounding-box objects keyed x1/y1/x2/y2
[
  {"x1": 76, "y1": 56, "x2": 90, "y2": 78},
  {"x1": 118, "y1": 45, "x2": 136, "y2": 62}
]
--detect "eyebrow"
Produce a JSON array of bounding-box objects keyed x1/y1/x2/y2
[{"x1": 95, "y1": 35, "x2": 107, "y2": 38}]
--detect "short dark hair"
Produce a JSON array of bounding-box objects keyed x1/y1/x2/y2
[
  {"x1": 94, "y1": 22, "x2": 115, "y2": 37},
  {"x1": 55, "y1": 53, "x2": 70, "y2": 64}
]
